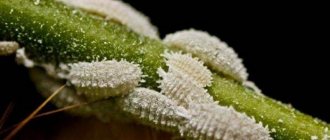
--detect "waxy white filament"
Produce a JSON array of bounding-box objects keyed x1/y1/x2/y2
[
  {"x1": 119, "y1": 88, "x2": 191, "y2": 131},
  {"x1": 157, "y1": 52, "x2": 272, "y2": 139},
  {"x1": 158, "y1": 68, "x2": 214, "y2": 107},
  {"x1": 163, "y1": 52, "x2": 212, "y2": 87},
  {"x1": 67, "y1": 60, "x2": 142, "y2": 101},
  {"x1": 57, "y1": 0, "x2": 159, "y2": 39},
  {"x1": 182, "y1": 104, "x2": 273, "y2": 140},
  {"x1": 164, "y1": 29, "x2": 248, "y2": 82},
  {"x1": 118, "y1": 88, "x2": 272, "y2": 140},
  {"x1": 158, "y1": 52, "x2": 214, "y2": 107}
]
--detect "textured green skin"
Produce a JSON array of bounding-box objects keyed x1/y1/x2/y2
[
  {"x1": 0, "y1": 0, "x2": 329, "y2": 139},
  {"x1": 209, "y1": 77, "x2": 329, "y2": 139},
  {"x1": 0, "y1": 0, "x2": 165, "y2": 89}
]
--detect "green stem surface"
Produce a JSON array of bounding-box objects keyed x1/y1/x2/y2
[{"x1": 1, "y1": 0, "x2": 329, "y2": 139}]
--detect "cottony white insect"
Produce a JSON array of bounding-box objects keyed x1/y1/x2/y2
[
  {"x1": 57, "y1": 0, "x2": 159, "y2": 39},
  {"x1": 0, "y1": 41, "x2": 19, "y2": 56},
  {"x1": 67, "y1": 60, "x2": 142, "y2": 101},
  {"x1": 158, "y1": 52, "x2": 214, "y2": 107},
  {"x1": 157, "y1": 52, "x2": 271, "y2": 139},
  {"x1": 30, "y1": 67, "x2": 273, "y2": 140},
  {"x1": 163, "y1": 29, "x2": 248, "y2": 82},
  {"x1": 119, "y1": 88, "x2": 191, "y2": 131},
  {"x1": 182, "y1": 104, "x2": 273, "y2": 140},
  {"x1": 163, "y1": 52, "x2": 212, "y2": 87},
  {"x1": 158, "y1": 68, "x2": 215, "y2": 107}
]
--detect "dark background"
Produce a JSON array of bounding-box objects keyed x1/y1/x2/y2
[{"x1": 0, "y1": 1, "x2": 329, "y2": 138}]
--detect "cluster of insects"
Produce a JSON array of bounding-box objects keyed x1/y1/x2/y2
[{"x1": 0, "y1": 0, "x2": 277, "y2": 139}]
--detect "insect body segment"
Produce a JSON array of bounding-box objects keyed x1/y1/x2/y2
[
  {"x1": 66, "y1": 60, "x2": 142, "y2": 101},
  {"x1": 163, "y1": 52, "x2": 212, "y2": 87},
  {"x1": 158, "y1": 52, "x2": 215, "y2": 107},
  {"x1": 164, "y1": 29, "x2": 248, "y2": 82},
  {"x1": 157, "y1": 52, "x2": 272, "y2": 139},
  {"x1": 158, "y1": 68, "x2": 214, "y2": 107},
  {"x1": 182, "y1": 104, "x2": 273, "y2": 140},
  {"x1": 119, "y1": 88, "x2": 191, "y2": 131}
]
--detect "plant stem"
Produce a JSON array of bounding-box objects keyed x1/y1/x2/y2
[{"x1": 0, "y1": 0, "x2": 329, "y2": 139}]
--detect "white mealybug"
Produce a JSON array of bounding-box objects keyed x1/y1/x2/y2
[
  {"x1": 181, "y1": 104, "x2": 273, "y2": 140},
  {"x1": 67, "y1": 60, "x2": 142, "y2": 101},
  {"x1": 158, "y1": 68, "x2": 215, "y2": 107},
  {"x1": 118, "y1": 88, "x2": 191, "y2": 131},
  {"x1": 57, "y1": 0, "x2": 159, "y2": 39},
  {"x1": 158, "y1": 52, "x2": 214, "y2": 107},
  {"x1": 163, "y1": 52, "x2": 212, "y2": 87},
  {"x1": 163, "y1": 29, "x2": 248, "y2": 82},
  {"x1": 0, "y1": 41, "x2": 19, "y2": 56}
]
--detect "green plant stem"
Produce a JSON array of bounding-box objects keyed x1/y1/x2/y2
[{"x1": 0, "y1": 0, "x2": 329, "y2": 139}]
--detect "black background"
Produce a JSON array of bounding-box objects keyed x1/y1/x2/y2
[{"x1": 0, "y1": 0, "x2": 329, "y2": 135}]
